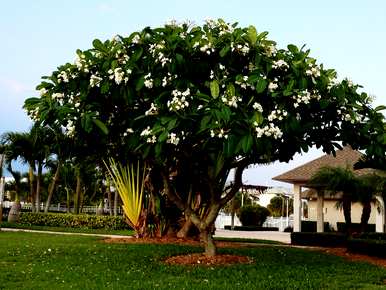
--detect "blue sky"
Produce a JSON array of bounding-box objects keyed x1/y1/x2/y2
[{"x1": 1, "y1": 0, "x2": 385, "y2": 187}]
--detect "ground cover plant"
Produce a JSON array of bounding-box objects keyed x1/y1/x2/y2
[{"x1": 0, "y1": 231, "x2": 385, "y2": 289}]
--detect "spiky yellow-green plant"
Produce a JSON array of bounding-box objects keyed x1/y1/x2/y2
[{"x1": 105, "y1": 159, "x2": 146, "y2": 236}]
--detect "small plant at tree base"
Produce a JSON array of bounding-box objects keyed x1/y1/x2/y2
[{"x1": 105, "y1": 159, "x2": 147, "y2": 237}]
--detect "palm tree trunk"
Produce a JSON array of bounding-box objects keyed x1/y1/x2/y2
[
  {"x1": 342, "y1": 196, "x2": 352, "y2": 233},
  {"x1": 28, "y1": 165, "x2": 36, "y2": 213},
  {"x1": 107, "y1": 180, "x2": 113, "y2": 216},
  {"x1": 44, "y1": 161, "x2": 61, "y2": 213},
  {"x1": 74, "y1": 175, "x2": 81, "y2": 214},
  {"x1": 35, "y1": 162, "x2": 43, "y2": 212},
  {"x1": 65, "y1": 187, "x2": 71, "y2": 213},
  {"x1": 360, "y1": 201, "x2": 372, "y2": 232}
]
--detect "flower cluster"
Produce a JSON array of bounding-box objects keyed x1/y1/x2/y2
[
  {"x1": 155, "y1": 52, "x2": 171, "y2": 67},
  {"x1": 144, "y1": 73, "x2": 154, "y2": 89},
  {"x1": 235, "y1": 75, "x2": 256, "y2": 90},
  {"x1": 65, "y1": 119, "x2": 76, "y2": 137},
  {"x1": 231, "y1": 43, "x2": 250, "y2": 55},
  {"x1": 166, "y1": 132, "x2": 180, "y2": 145},
  {"x1": 252, "y1": 102, "x2": 263, "y2": 113},
  {"x1": 221, "y1": 95, "x2": 242, "y2": 108},
  {"x1": 131, "y1": 34, "x2": 141, "y2": 44},
  {"x1": 145, "y1": 103, "x2": 158, "y2": 115},
  {"x1": 57, "y1": 70, "x2": 70, "y2": 83},
  {"x1": 292, "y1": 89, "x2": 321, "y2": 108},
  {"x1": 254, "y1": 123, "x2": 283, "y2": 139},
  {"x1": 167, "y1": 88, "x2": 190, "y2": 111},
  {"x1": 263, "y1": 44, "x2": 277, "y2": 57},
  {"x1": 267, "y1": 109, "x2": 288, "y2": 121},
  {"x1": 27, "y1": 107, "x2": 40, "y2": 122},
  {"x1": 140, "y1": 126, "x2": 157, "y2": 143},
  {"x1": 306, "y1": 65, "x2": 320, "y2": 78},
  {"x1": 122, "y1": 128, "x2": 134, "y2": 137},
  {"x1": 90, "y1": 74, "x2": 103, "y2": 87},
  {"x1": 108, "y1": 68, "x2": 130, "y2": 85},
  {"x1": 268, "y1": 78, "x2": 279, "y2": 92},
  {"x1": 210, "y1": 128, "x2": 228, "y2": 139},
  {"x1": 162, "y1": 72, "x2": 177, "y2": 87},
  {"x1": 272, "y1": 59, "x2": 289, "y2": 70}
]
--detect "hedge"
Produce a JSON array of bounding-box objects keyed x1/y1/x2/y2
[
  {"x1": 224, "y1": 225, "x2": 278, "y2": 231},
  {"x1": 291, "y1": 232, "x2": 347, "y2": 247},
  {"x1": 337, "y1": 222, "x2": 375, "y2": 233},
  {"x1": 18, "y1": 213, "x2": 131, "y2": 230},
  {"x1": 347, "y1": 238, "x2": 386, "y2": 258},
  {"x1": 301, "y1": 221, "x2": 330, "y2": 232}
]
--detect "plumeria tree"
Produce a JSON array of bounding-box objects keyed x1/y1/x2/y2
[{"x1": 24, "y1": 19, "x2": 385, "y2": 256}]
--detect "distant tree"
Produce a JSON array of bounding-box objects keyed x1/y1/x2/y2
[{"x1": 267, "y1": 195, "x2": 293, "y2": 217}]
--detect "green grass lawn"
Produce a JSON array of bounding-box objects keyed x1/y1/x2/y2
[
  {"x1": 0, "y1": 231, "x2": 385, "y2": 289},
  {"x1": 0, "y1": 222, "x2": 134, "y2": 236}
]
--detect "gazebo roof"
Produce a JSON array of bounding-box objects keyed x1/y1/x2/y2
[{"x1": 272, "y1": 147, "x2": 374, "y2": 185}]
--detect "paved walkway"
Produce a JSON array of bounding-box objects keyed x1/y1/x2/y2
[
  {"x1": 1, "y1": 227, "x2": 290, "y2": 244},
  {"x1": 214, "y1": 229, "x2": 291, "y2": 244}
]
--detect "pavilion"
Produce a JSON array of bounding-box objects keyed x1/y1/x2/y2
[{"x1": 273, "y1": 147, "x2": 385, "y2": 233}]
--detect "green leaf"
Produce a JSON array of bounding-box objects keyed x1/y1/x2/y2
[
  {"x1": 253, "y1": 112, "x2": 264, "y2": 125},
  {"x1": 132, "y1": 47, "x2": 143, "y2": 62},
  {"x1": 375, "y1": 105, "x2": 386, "y2": 112},
  {"x1": 101, "y1": 82, "x2": 110, "y2": 94},
  {"x1": 210, "y1": 80, "x2": 220, "y2": 98},
  {"x1": 200, "y1": 115, "x2": 211, "y2": 131},
  {"x1": 219, "y1": 45, "x2": 230, "y2": 57},
  {"x1": 241, "y1": 134, "x2": 253, "y2": 153},
  {"x1": 255, "y1": 78, "x2": 267, "y2": 93},
  {"x1": 226, "y1": 84, "x2": 235, "y2": 96},
  {"x1": 92, "y1": 39, "x2": 104, "y2": 51},
  {"x1": 175, "y1": 53, "x2": 184, "y2": 65},
  {"x1": 247, "y1": 25, "x2": 257, "y2": 46},
  {"x1": 135, "y1": 77, "x2": 145, "y2": 91},
  {"x1": 93, "y1": 119, "x2": 109, "y2": 135},
  {"x1": 287, "y1": 44, "x2": 299, "y2": 54}
]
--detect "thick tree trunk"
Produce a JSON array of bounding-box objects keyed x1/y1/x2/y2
[
  {"x1": 177, "y1": 217, "x2": 194, "y2": 239},
  {"x1": 200, "y1": 228, "x2": 217, "y2": 257},
  {"x1": 342, "y1": 196, "x2": 352, "y2": 233},
  {"x1": 28, "y1": 166, "x2": 36, "y2": 213},
  {"x1": 360, "y1": 201, "x2": 371, "y2": 232},
  {"x1": 44, "y1": 161, "x2": 61, "y2": 213},
  {"x1": 74, "y1": 175, "x2": 82, "y2": 214},
  {"x1": 35, "y1": 163, "x2": 43, "y2": 213}
]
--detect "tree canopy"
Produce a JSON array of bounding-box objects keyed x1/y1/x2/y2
[{"x1": 23, "y1": 19, "x2": 385, "y2": 255}]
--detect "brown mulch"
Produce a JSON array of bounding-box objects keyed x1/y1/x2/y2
[
  {"x1": 164, "y1": 253, "x2": 253, "y2": 266},
  {"x1": 314, "y1": 247, "x2": 386, "y2": 268},
  {"x1": 103, "y1": 237, "x2": 386, "y2": 268}
]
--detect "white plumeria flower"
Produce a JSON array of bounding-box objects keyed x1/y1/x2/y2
[{"x1": 252, "y1": 102, "x2": 263, "y2": 112}]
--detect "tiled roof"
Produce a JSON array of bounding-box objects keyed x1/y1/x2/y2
[{"x1": 272, "y1": 147, "x2": 373, "y2": 184}]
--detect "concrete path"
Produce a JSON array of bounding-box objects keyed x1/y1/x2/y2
[
  {"x1": 2, "y1": 227, "x2": 290, "y2": 244},
  {"x1": 214, "y1": 229, "x2": 291, "y2": 244}
]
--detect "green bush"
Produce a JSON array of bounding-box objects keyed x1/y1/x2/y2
[
  {"x1": 291, "y1": 232, "x2": 347, "y2": 247},
  {"x1": 347, "y1": 238, "x2": 386, "y2": 258},
  {"x1": 238, "y1": 205, "x2": 270, "y2": 226},
  {"x1": 19, "y1": 213, "x2": 131, "y2": 230},
  {"x1": 352, "y1": 232, "x2": 386, "y2": 240}
]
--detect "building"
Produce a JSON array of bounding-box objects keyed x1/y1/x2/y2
[{"x1": 272, "y1": 147, "x2": 385, "y2": 232}]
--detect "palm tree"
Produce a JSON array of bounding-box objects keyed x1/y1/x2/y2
[{"x1": 309, "y1": 166, "x2": 358, "y2": 233}]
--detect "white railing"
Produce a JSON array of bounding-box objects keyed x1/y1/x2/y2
[
  {"x1": 1, "y1": 201, "x2": 123, "y2": 215},
  {"x1": 263, "y1": 216, "x2": 293, "y2": 231},
  {"x1": 215, "y1": 212, "x2": 242, "y2": 229}
]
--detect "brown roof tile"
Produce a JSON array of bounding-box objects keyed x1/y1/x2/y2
[{"x1": 272, "y1": 147, "x2": 365, "y2": 184}]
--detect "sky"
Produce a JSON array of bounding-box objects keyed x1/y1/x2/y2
[{"x1": 0, "y1": 0, "x2": 385, "y2": 189}]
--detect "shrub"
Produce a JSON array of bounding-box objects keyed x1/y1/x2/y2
[
  {"x1": 224, "y1": 225, "x2": 278, "y2": 231},
  {"x1": 352, "y1": 233, "x2": 386, "y2": 240},
  {"x1": 238, "y1": 205, "x2": 270, "y2": 226},
  {"x1": 301, "y1": 221, "x2": 331, "y2": 232},
  {"x1": 18, "y1": 213, "x2": 131, "y2": 230},
  {"x1": 291, "y1": 232, "x2": 347, "y2": 247},
  {"x1": 347, "y1": 238, "x2": 386, "y2": 258}
]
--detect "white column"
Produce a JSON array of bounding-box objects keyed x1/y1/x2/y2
[
  {"x1": 293, "y1": 184, "x2": 302, "y2": 232},
  {"x1": 376, "y1": 196, "x2": 385, "y2": 233},
  {"x1": 316, "y1": 192, "x2": 324, "y2": 232}
]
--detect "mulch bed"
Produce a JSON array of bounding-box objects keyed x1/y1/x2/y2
[
  {"x1": 315, "y1": 247, "x2": 386, "y2": 269},
  {"x1": 103, "y1": 237, "x2": 386, "y2": 268}
]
